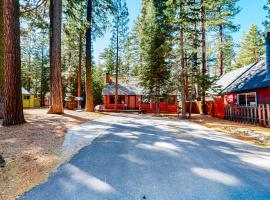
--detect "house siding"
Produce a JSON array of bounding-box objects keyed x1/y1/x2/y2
[
  {"x1": 103, "y1": 95, "x2": 177, "y2": 113},
  {"x1": 257, "y1": 87, "x2": 270, "y2": 104}
]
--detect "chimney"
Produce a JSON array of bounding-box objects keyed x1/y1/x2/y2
[
  {"x1": 106, "y1": 72, "x2": 110, "y2": 84},
  {"x1": 265, "y1": 31, "x2": 270, "y2": 81}
]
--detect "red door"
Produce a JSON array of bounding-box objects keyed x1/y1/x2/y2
[{"x1": 129, "y1": 96, "x2": 136, "y2": 109}]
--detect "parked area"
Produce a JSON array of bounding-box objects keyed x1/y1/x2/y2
[{"x1": 0, "y1": 109, "x2": 103, "y2": 200}]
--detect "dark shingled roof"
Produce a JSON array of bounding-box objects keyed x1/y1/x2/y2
[
  {"x1": 102, "y1": 77, "x2": 144, "y2": 96},
  {"x1": 221, "y1": 60, "x2": 270, "y2": 93},
  {"x1": 102, "y1": 76, "x2": 179, "y2": 96}
]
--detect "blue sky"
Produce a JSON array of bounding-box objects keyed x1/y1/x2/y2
[{"x1": 93, "y1": 0, "x2": 267, "y2": 63}]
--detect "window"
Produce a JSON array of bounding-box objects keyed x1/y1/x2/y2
[
  {"x1": 168, "y1": 97, "x2": 175, "y2": 104},
  {"x1": 110, "y1": 96, "x2": 115, "y2": 104},
  {"x1": 238, "y1": 94, "x2": 246, "y2": 106},
  {"x1": 24, "y1": 95, "x2": 30, "y2": 100},
  {"x1": 160, "y1": 97, "x2": 166, "y2": 102},
  {"x1": 109, "y1": 95, "x2": 125, "y2": 104},
  {"x1": 118, "y1": 96, "x2": 125, "y2": 104},
  {"x1": 237, "y1": 92, "x2": 257, "y2": 106},
  {"x1": 247, "y1": 93, "x2": 256, "y2": 106}
]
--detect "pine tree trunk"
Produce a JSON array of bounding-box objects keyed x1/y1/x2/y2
[
  {"x1": 193, "y1": 0, "x2": 199, "y2": 101},
  {"x1": 48, "y1": 0, "x2": 64, "y2": 114},
  {"x1": 3, "y1": 0, "x2": 25, "y2": 126},
  {"x1": 40, "y1": 45, "x2": 45, "y2": 107},
  {"x1": 77, "y1": 32, "x2": 82, "y2": 109},
  {"x1": 218, "y1": 24, "x2": 223, "y2": 77},
  {"x1": 180, "y1": 1, "x2": 187, "y2": 119},
  {"x1": 85, "y1": 0, "x2": 94, "y2": 112},
  {"x1": 0, "y1": 0, "x2": 4, "y2": 119},
  {"x1": 27, "y1": 36, "x2": 31, "y2": 90},
  {"x1": 115, "y1": 18, "x2": 119, "y2": 110},
  {"x1": 200, "y1": 0, "x2": 207, "y2": 115}
]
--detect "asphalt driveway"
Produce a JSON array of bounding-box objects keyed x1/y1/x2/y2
[{"x1": 20, "y1": 113, "x2": 270, "y2": 200}]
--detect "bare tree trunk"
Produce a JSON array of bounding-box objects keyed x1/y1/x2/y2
[
  {"x1": 200, "y1": 0, "x2": 207, "y2": 115},
  {"x1": 0, "y1": 0, "x2": 4, "y2": 119},
  {"x1": 193, "y1": 0, "x2": 199, "y2": 100},
  {"x1": 3, "y1": 0, "x2": 25, "y2": 126},
  {"x1": 48, "y1": 0, "x2": 64, "y2": 114},
  {"x1": 115, "y1": 17, "x2": 119, "y2": 110},
  {"x1": 180, "y1": 0, "x2": 187, "y2": 119},
  {"x1": 77, "y1": 32, "x2": 82, "y2": 109},
  {"x1": 85, "y1": 0, "x2": 94, "y2": 112},
  {"x1": 27, "y1": 35, "x2": 31, "y2": 90},
  {"x1": 218, "y1": 24, "x2": 223, "y2": 77},
  {"x1": 157, "y1": 96, "x2": 160, "y2": 116},
  {"x1": 40, "y1": 45, "x2": 45, "y2": 107}
]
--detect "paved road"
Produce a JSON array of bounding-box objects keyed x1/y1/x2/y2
[{"x1": 21, "y1": 114, "x2": 270, "y2": 200}]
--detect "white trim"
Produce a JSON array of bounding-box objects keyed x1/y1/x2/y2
[{"x1": 237, "y1": 92, "x2": 257, "y2": 107}]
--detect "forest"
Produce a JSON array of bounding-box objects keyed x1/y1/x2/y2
[{"x1": 0, "y1": 0, "x2": 269, "y2": 126}]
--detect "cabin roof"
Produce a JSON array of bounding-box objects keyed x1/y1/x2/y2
[
  {"x1": 223, "y1": 61, "x2": 270, "y2": 93},
  {"x1": 22, "y1": 87, "x2": 32, "y2": 95},
  {"x1": 215, "y1": 61, "x2": 270, "y2": 94},
  {"x1": 216, "y1": 63, "x2": 255, "y2": 91},
  {"x1": 102, "y1": 77, "x2": 144, "y2": 96},
  {"x1": 102, "y1": 76, "x2": 179, "y2": 96}
]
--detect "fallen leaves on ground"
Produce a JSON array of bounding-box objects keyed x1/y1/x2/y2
[{"x1": 0, "y1": 109, "x2": 103, "y2": 200}]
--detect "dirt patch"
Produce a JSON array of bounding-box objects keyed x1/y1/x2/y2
[
  {"x1": 0, "y1": 109, "x2": 103, "y2": 200},
  {"x1": 151, "y1": 114, "x2": 270, "y2": 147},
  {"x1": 188, "y1": 115, "x2": 270, "y2": 146}
]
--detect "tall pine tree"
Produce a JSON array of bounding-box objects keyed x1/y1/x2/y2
[
  {"x1": 138, "y1": 0, "x2": 171, "y2": 115},
  {"x1": 85, "y1": 0, "x2": 113, "y2": 112},
  {"x1": 208, "y1": 0, "x2": 240, "y2": 77},
  {"x1": 110, "y1": 0, "x2": 129, "y2": 109},
  {"x1": 0, "y1": 0, "x2": 3, "y2": 118},
  {"x1": 3, "y1": 0, "x2": 25, "y2": 125},
  {"x1": 235, "y1": 25, "x2": 264, "y2": 68},
  {"x1": 48, "y1": 0, "x2": 64, "y2": 114}
]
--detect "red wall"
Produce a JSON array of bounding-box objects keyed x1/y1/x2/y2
[
  {"x1": 224, "y1": 94, "x2": 237, "y2": 105},
  {"x1": 257, "y1": 88, "x2": 270, "y2": 104},
  {"x1": 223, "y1": 87, "x2": 270, "y2": 105},
  {"x1": 104, "y1": 95, "x2": 177, "y2": 113},
  {"x1": 214, "y1": 97, "x2": 225, "y2": 119}
]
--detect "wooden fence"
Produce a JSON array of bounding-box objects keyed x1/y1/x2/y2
[{"x1": 224, "y1": 104, "x2": 270, "y2": 127}]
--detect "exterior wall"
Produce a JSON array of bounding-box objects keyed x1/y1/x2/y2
[
  {"x1": 257, "y1": 87, "x2": 270, "y2": 104},
  {"x1": 224, "y1": 93, "x2": 237, "y2": 105},
  {"x1": 103, "y1": 95, "x2": 177, "y2": 113},
  {"x1": 213, "y1": 87, "x2": 270, "y2": 119},
  {"x1": 23, "y1": 94, "x2": 34, "y2": 108},
  {"x1": 223, "y1": 87, "x2": 270, "y2": 105},
  {"x1": 214, "y1": 97, "x2": 225, "y2": 119}
]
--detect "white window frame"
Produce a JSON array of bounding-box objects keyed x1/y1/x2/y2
[{"x1": 237, "y1": 92, "x2": 257, "y2": 107}]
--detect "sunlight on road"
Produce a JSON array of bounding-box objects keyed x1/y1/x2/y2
[
  {"x1": 239, "y1": 154, "x2": 270, "y2": 171},
  {"x1": 191, "y1": 167, "x2": 241, "y2": 186},
  {"x1": 63, "y1": 164, "x2": 117, "y2": 194}
]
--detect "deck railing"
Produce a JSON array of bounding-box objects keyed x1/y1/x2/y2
[{"x1": 224, "y1": 104, "x2": 270, "y2": 127}]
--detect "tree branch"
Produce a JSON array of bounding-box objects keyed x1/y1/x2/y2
[{"x1": 20, "y1": 0, "x2": 47, "y2": 14}]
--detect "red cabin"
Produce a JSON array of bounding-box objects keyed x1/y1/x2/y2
[
  {"x1": 102, "y1": 73, "x2": 178, "y2": 113},
  {"x1": 213, "y1": 60, "x2": 270, "y2": 119}
]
